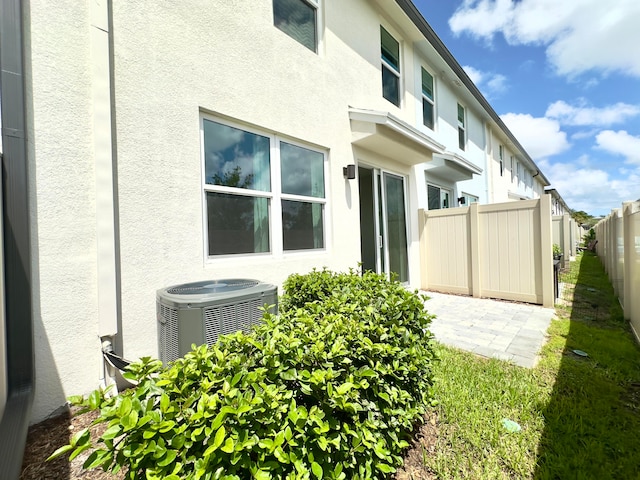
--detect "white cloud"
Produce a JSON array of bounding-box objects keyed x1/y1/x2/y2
[
  {"x1": 450, "y1": 0, "x2": 640, "y2": 79},
  {"x1": 462, "y1": 65, "x2": 508, "y2": 98},
  {"x1": 463, "y1": 65, "x2": 484, "y2": 85},
  {"x1": 595, "y1": 130, "x2": 640, "y2": 165},
  {"x1": 570, "y1": 129, "x2": 599, "y2": 141},
  {"x1": 500, "y1": 113, "x2": 570, "y2": 159},
  {"x1": 540, "y1": 158, "x2": 640, "y2": 215},
  {"x1": 546, "y1": 100, "x2": 640, "y2": 126},
  {"x1": 486, "y1": 74, "x2": 507, "y2": 93}
]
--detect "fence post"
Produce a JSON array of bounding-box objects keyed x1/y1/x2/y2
[
  {"x1": 418, "y1": 209, "x2": 429, "y2": 291},
  {"x1": 469, "y1": 202, "x2": 481, "y2": 298},
  {"x1": 562, "y1": 214, "x2": 570, "y2": 269},
  {"x1": 540, "y1": 195, "x2": 554, "y2": 307},
  {"x1": 622, "y1": 202, "x2": 633, "y2": 320}
]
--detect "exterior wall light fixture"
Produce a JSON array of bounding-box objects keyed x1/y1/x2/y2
[{"x1": 343, "y1": 164, "x2": 356, "y2": 179}]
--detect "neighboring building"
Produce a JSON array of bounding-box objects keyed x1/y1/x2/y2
[
  {"x1": 1, "y1": 0, "x2": 561, "y2": 425},
  {"x1": 546, "y1": 188, "x2": 571, "y2": 216}
]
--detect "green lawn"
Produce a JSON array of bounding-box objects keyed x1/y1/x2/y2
[{"x1": 419, "y1": 252, "x2": 640, "y2": 479}]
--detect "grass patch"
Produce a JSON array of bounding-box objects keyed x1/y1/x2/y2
[{"x1": 417, "y1": 252, "x2": 640, "y2": 479}]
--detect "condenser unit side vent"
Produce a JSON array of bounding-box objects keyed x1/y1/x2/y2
[{"x1": 157, "y1": 303, "x2": 179, "y2": 364}]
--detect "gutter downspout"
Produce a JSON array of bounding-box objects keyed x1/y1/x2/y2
[
  {"x1": 91, "y1": 0, "x2": 122, "y2": 391},
  {"x1": 0, "y1": 0, "x2": 35, "y2": 477}
]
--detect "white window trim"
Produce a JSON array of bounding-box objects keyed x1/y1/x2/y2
[
  {"x1": 457, "y1": 103, "x2": 466, "y2": 151},
  {"x1": 498, "y1": 144, "x2": 504, "y2": 176},
  {"x1": 426, "y1": 181, "x2": 452, "y2": 210},
  {"x1": 420, "y1": 66, "x2": 436, "y2": 130},
  {"x1": 200, "y1": 114, "x2": 329, "y2": 261},
  {"x1": 381, "y1": 25, "x2": 402, "y2": 108},
  {"x1": 510, "y1": 155, "x2": 515, "y2": 183},
  {"x1": 460, "y1": 192, "x2": 479, "y2": 206}
]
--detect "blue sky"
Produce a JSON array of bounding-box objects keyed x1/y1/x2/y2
[{"x1": 414, "y1": 0, "x2": 640, "y2": 217}]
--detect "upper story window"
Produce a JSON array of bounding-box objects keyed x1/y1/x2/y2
[
  {"x1": 510, "y1": 155, "x2": 515, "y2": 183},
  {"x1": 457, "y1": 103, "x2": 466, "y2": 150},
  {"x1": 421, "y1": 68, "x2": 435, "y2": 129},
  {"x1": 381, "y1": 26, "x2": 400, "y2": 107},
  {"x1": 273, "y1": 0, "x2": 318, "y2": 52},
  {"x1": 202, "y1": 116, "x2": 326, "y2": 256},
  {"x1": 499, "y1": 144, "x2": 504, "y2": 176}
]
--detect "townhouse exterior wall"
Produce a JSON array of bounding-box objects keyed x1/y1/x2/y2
[
  {"x1": 22, "y1": 0, "x2": 556, "y2": 421},
  {"x1": 26, "y1": 0, "x2": 440, "y2": 422}
]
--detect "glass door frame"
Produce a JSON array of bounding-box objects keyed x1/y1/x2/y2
[{"x1": 358, "y1": 164, "x2": 410, "y2": 283}]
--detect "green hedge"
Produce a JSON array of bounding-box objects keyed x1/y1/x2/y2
[{"x1": 51, "y1": 269, "x2": 436, "y2": 479}]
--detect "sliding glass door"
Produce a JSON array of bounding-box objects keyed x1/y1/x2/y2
[{"x1": 358, "y1": 166, "x2": 409, "y2": 283}]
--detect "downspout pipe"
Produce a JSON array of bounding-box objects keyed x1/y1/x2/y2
[{"x1": 0, "y1": 0, "x2": 35, "y2": 478}]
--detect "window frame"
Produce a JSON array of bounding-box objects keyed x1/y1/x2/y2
[
  {"x1": 510, "y1": 155, "x2": 515, "y2": 183},
  {"x1": 380, "y1": 25, "x2": 401, "y2": 107},
  {"x1": 499, "y1": 144, "x2": 504, "y2": 176},
  {"x1": 272, "y1": 0, "x2": 320, "y2": 53},
  {"x1": 457, "y1": 103, "x2": 466, "y2": 150},
  {"x1": 421, "y1": 67, "x2": 435, "y2": 130},
  {"x1": 460, "y1": 192, "x2": 479, "y2": 206},
  {"x1": 427, "y1": 182, "x2": 452, "y2": 210},
  {"x1": 200, "y1": 114, "x2": 328, "y2": 259}
]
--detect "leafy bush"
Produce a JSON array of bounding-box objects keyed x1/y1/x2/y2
[{"x1": 51, "y1": 269, "x2": 436, "y2": 479}]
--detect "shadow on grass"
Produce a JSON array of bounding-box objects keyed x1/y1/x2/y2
[{"x1": 534, "y1": 251, "x2": 640, "y2": 479}]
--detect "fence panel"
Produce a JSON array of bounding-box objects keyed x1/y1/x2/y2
[
  {"x1": 596, "y1": 201, "x2": 640, "y2": 344},
  {"x1": 627, "y1": 206, "x2": 640, "y2": 341},
  {"x1": 421, "y1": 207, "x2": 471, "y2": 295},
  {"x1": 420, "y1": 195, "x2": 554, "y2": 306}
]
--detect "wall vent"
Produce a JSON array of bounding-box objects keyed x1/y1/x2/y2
[{"x1": 156, "y1": 279, "x2": 277, "y2": 364}]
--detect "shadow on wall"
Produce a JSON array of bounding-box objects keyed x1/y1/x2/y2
[{"x1": 534, "y1": 252, "x2": 640, "y2": 478}]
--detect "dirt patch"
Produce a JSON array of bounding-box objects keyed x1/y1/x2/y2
[
  {"x1": 395, "y1": 411, "x2": 439, "y2": 480},
  {"x1": 20, "y1": 406, "x2": 125, "y2": 480}
]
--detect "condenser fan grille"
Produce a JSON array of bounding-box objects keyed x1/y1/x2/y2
[{"x1": 166, "y1": 279, "x2": 259, "y2": 295}]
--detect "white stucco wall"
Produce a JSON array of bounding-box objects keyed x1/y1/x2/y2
[
  {"x1": 27, "y1": 0, "x2": 102, "y2": 421},
  {"x1": 110, "y1": 0, "x2": 418, "y2": 365}
]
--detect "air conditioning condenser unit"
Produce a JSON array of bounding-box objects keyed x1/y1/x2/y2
[{"x1": 156, "y1": 279, "x2": 277, "y2": 364}]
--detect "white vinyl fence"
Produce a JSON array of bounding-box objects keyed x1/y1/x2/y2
[
  {"x1": 419, "y1": 194, "x2": 554, "y2": 307},
  {"x1": 594, "y1": 201, "x2": 640, "y2": 342}
]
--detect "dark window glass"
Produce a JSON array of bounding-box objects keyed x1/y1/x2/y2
[
  {"x1": 381, "y1": 27, "x2": 399, "y2": 71},
  {"x1": 421, "y1": 68, "x2": 433, "y2": 99},
  {"x1": 203, "y1": 119, "x2": 271, "y2": 191},
  {"x1": 280, "y1": 142, "x2": 324, "y2": 197},
  {"x1": 206, "y1": 193, "x2": 270, "y2": 255},
  {"x1": 428, "y1": 185, "x2": 441, "y2": 210},
  {"x1": 382, "y1": 66, "x2": 400, "y2": 106},
  {"x1": 381, "y1": 26, "x2": 400, "y2": 106},
  {"x1": 273, "y1": 0, "x2": 317, "y2": 52},
  {"x1": 423, "y1": 98, "x2": 434, "y2": 129},
  {"x1": 282, "y1": 200, "x2": 323, "y2": 250}
]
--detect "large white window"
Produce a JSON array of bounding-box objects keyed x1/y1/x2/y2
[
  {"x1": 457, "y1": 103, "x2": 466, "y2": 150},
  {"x1": 427, "y1": 183, "x2": 451, "y2": 210},
  {"x1": 273, "y1": 0, "x2": 318, "y2": 52},
  {"x1": 499, "y1": 144, "x2": 504, "y2": 176},
  {"x1": 421, "y1": 67, "x2": 435, "y2": 129},
  {"x1": 202, "y1": 116, "x2": 326, "y2": 256},
  {"x1": 381, "y1": 26, "x2": 401, "y2": 107}
]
